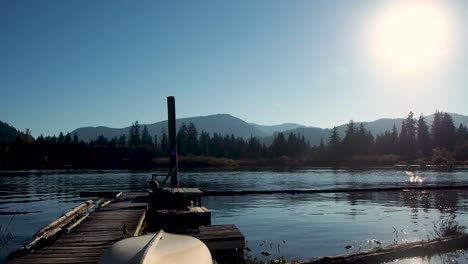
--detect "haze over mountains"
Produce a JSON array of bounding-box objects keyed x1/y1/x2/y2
[{"x1": 71, "y1": 113, "x2": 468, "y2": 146}]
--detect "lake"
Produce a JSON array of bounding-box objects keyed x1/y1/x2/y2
[{"x1": 1, "y1": 168, "x2": 468, "y2": 263}]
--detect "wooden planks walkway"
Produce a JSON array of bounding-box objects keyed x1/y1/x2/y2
[{"x1": 8, "y1": 193, "x2": 147, "y2": 264}]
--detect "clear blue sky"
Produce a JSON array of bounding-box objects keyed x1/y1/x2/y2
[{"x1": 2, "y1": 0, "x2": 468, "y2": 137}]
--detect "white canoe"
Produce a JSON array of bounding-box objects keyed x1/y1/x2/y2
[{"x1": 99, "y1": 231, "x2": 212, "y2": 264}]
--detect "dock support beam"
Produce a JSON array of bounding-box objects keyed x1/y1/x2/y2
[{"x1": 167, "y1": 96, "x2": 179, "y2": 188}]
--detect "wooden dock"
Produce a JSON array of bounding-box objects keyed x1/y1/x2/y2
[
  {"x1": 192, "y1": 225, "x2": 245, "y2": 262},
  {"x1": 8, "y1": 193, "x2": 147, "y2": 264},
  {"x1": 151, "y1": 206, "x2": 211, "y2": 232},
  {"x1": 8, "y1": 189, "x2": 245, "y2": 264}
]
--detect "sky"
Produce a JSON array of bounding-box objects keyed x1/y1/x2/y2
[{"x1": 2, "y1": 0, "x2": 468, "y2": 137}]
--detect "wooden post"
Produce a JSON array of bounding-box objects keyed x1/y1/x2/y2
[{"x1": 167, "y1": 96, "x2": 178, "y2": 188}]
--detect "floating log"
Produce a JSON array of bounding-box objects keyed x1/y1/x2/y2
[
  {"x1": 298, "y1": 234, "x2": 468, "y2": 263},
  {"x1": 100, "y1": 200, "x2": 111, "y2": 208},
  {"x1": 203, "y1": 185, "x2": 468, "y2": 196},
  {"x1": 34, "y1": 200, "x2": 93, "y2": 237},
  {"x1": 8, "y1": 200, "x2": 94, "y2": 259},
  {"x1": 80, "y1": 191, "x2": 122, "y2": 198},
  {"x1": 65, "y1": 213, "x2": 90, "y2": 234}
]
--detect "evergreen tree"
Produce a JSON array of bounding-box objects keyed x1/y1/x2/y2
[
  {"x1": 128, "y1": 121, "x2": 141, "y2": 145},
  {"x1": 328, "y1": 126, "x2": 341, "y2": 160},
  {"x1": 247, "y1": 136, "x2": 262, "y2": 158},
  {"x1": 318, "y1": 137, "x2": 324, "y2": 155},
  {"x1": 432, "y1": 111, "x2": 456, "y2": 150},
  {"x1": 177, "y1": 123, "x2": 188, "y2": 155},
  {"x1": 391, "y1": 124, "x2": 399, "y2": 154},
  {"x1": 456, "y1": 124, "x2": 468, "y2": 142},
  {"x1": 96, "y1": 134, "x2": 108, "y2": 145},
  {"x1": 186, "y1": 122, "x2": 199, "y2": 155},
  {"x1": 58, "y1": 132, "x2": 65, "y2": 144},
  {"x1": 141, "y1": 125, "x2": 153, "y2": 145},
  {"x1": 270, "y1": 132, "x2": 287, "y2": 157},
  {"x1": 375, "y1": 130, "x2": 394, "y2": 155},
  {"x1": 108, "y1": 137, "x2": 118, "y2": 147},
  {"x1": 160, "y1": 129, "x2": 169, "y2": 156},
  {"x1": 399, "y1": 112, "x2": 417, "y2": 158},
  {"x1": 210, "y1": 133, "x2": 224, "y2": 157},
  {"x1": 399, "y1": 120, "x2": 409, "y2": 157},
  {"x1": 36, "y1": 134, "x2": 45, "y2": 145},
  {"x1": 72, "y1": 134, "x2": 79, "y2": 145},
  {"x1": 441, "y1": 112, "x2": 456, "y2": 150},
  {"x1": 118, "y1": 134, "x2": 127, "y2": 145},
  {"x1": 405, "y1": 112, "x2": 417, "y2": 156},
  {"x1": 342, "y1": 120, "x2": 356, "y2": 157},
  {"x1": 199, "y1": 131, "x2": 211, "y2": 156},
  {"x1": 355, "y1": 123, "x2": 373, "y2": 155},
  {"x1": 431, "y1": 111, "x2": 443, "y2": 148},
  {"x1": 64, "y1": 133, "x2": 72, "y2": 145},
  {"x1": 416, "y1": 115, "x2": 431, "y2": 156}
]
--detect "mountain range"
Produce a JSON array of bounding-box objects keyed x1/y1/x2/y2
[{"x1": 71, "y1": 113, "x2": 468, "y2": 146}]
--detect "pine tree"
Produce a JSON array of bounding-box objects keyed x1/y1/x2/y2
[
  {"x1": 390, "y1": 124, "x2": 399, "y2": 154},
  {"x1": 108, "y1": 137, "x2": 118, "y2": 147},
  {"x1": 441, "y1": 113, "x2": 456, "y2": 150},
  {"x1": 342, "y1": 120, "x2": 356, "y2": 157},
  {"x1": 405, "y1": 112, "x2": 417, "y2": 156},
  {"x1": 247, "y1": 136, "x2": 261, "y2": 158},
  {"x1": 328, "y1": 126, "x2": 341, "y2": 161},
  {"x1": 432, "y1": 111, "x2": 456, "y2": 150},
  {"x1": 177, "y1": 123, "x2": 188, "y2": 155},
  {"x1": 399, "y1": 120, "x2": 409, "y2": 157},
  {"x1": 271, "y1": 132, "x2": 287, "y2": 157},
  {"x1": 431, "y1": 111, "x2": 443, "y2": 148},
  {"x1": 186, "y1": 122, "x2": 199, "y2": 155},
  {"x1": 199, "y1": 131, "x2": 211, "y2": 156},
  {"x1": 417, "y1": 115, "x2": 431, "y2": 156},
  {"x1": 64, "y1": 133, "x2": 72, "y2": 145},
  {"x1": 160, "y1": 129, "x2": 169, "y2": 156},
  {"x1": 319, "y1": 137, "x2": 324, "y2": 154},
  {"x1": 72, "y1": 134, "x2": 79, "y2": 144},
  {"x1": 456, "y1": 124, "x2": 468, "y2": 142},
  {"x1": 96, "y1": 134, "x2": 108, "y2": 145},
  {"x1": 141, "y1": 125, "x2": 153, "y2": 145},
  {"x1": 118, "y1": 134, "x2": 127, "y2": 145},
  {"x1": 128, "y1": 121, "x2": 141, "y2": 145},
  {"x1": 36, "y1": 134, "x2": 45, "y2": 145},
  {"x1": 58, "y1": 132, "x2": 65, "y2": 144}
]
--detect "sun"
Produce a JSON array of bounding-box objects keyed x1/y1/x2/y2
[{"x1": 367, "y1": 1, "x2": 457, "y2": 76}]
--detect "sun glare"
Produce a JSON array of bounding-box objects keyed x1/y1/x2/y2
[{"x1": 367, "y1": 1, "x2": 457, "y2": 77}]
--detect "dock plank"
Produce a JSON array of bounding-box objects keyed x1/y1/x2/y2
[{"x1": 8, "y1": 193, "x2": 147, "y2": 264}]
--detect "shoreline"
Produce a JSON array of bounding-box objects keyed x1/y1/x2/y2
[{"x1": 0, "y1": 156, "x2": 468, "y2": 172}]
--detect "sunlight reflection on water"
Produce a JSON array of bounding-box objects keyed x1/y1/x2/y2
[{"x1": 406, "y1": 171, "x2": 425, "y2": 183}]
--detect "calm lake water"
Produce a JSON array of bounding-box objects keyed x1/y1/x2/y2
[{"x1": 1, "y1": 168, "x2": 468, "y2": 263}]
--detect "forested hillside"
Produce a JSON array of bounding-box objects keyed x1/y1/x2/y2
[{"x1": 1, "y1": 111, "x2": 468, "y2": 170}]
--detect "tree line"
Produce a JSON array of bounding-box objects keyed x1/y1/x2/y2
[
  {"x1": 1, "y1": 111, "x2": 468, "y2": 169},
  {"x1": 323, "y1": 111, "x2": 468, "y2": 165}
]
